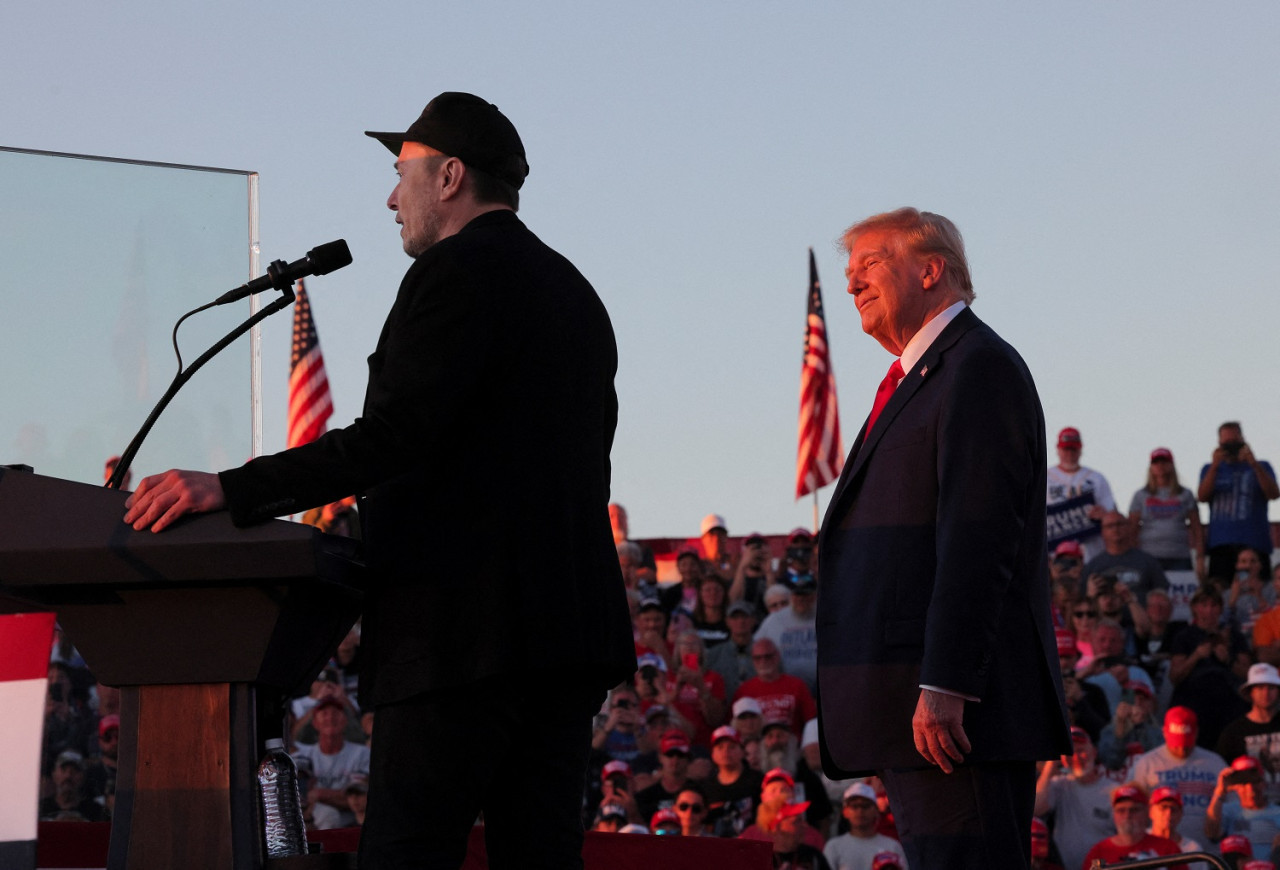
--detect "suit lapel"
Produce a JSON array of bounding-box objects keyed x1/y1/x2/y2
[{"x1": 822, "y1": 308, "x2": 981, "y2": 531}]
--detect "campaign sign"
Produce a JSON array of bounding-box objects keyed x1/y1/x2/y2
[{"x1": 1047, "y1": 492, "x2": 1101, "y2": 548}]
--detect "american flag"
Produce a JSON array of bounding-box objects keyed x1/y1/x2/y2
[
  {"x1": 287, "y1": 279, "x2": 333, "y2": 448},
  {"x1": 795, "y1": 249, "x2": 844, "y2": 498}
]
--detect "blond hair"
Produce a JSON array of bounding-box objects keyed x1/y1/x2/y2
[{"x1": 841, "y1": 207, "x2": 975, "y2": 303}]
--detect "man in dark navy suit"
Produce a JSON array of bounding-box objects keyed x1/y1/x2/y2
[{"x1": 816, "y1": 208, "x2": 1070, "y2": 869}]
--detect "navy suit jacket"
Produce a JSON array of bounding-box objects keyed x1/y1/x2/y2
[
  {"x1": 816, "y1": 306, "x2": 1070, "y2": 776},
  {"x1": 219, "y1": 210, "x2": 636, "y2": 706}
]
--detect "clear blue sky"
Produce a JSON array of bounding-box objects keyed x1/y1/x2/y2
[{"x1": 3, "y1": 1, "x2": 1278, "y2": 538}]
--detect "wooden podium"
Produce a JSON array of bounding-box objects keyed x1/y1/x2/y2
[{"x1": 0, "y1": 467, "x2": 364, "y2": 870}]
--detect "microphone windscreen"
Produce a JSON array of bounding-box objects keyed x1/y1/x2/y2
[{"x1": 308, "y1": 240, "x2": 353, "y2": 276}]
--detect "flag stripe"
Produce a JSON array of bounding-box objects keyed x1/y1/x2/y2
[
  {"x1": 0, "y1": 677, "x2": 49, "y2": 841},
  {"x1": 0, "y1": 612, "x2": 55, "y2": 682},
  {"x1": 795, "y1": 249, "x2": 844, "y2": 499}
]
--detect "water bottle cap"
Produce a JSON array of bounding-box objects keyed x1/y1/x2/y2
[{"x1": 264, "y1": 738, "x2": 284, "y2": 750}]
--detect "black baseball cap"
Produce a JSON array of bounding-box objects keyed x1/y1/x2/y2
[{"x1": 366, "y1": 92, "x2": 529, "y2": 190}]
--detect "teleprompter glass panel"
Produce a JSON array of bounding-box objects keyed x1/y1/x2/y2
[{"x1": 0, "y1": 147, "x2": 258, "y2": 486}]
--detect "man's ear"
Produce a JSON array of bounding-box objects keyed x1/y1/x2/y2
[
  {"x1": 439, "y1": 156, "x2": 466, "y2": 200},
  {"x1": 919, "y1": 254, "x2": 946, "y2": 290}
]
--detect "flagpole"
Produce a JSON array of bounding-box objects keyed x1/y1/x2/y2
[{"x1": 812, "y1": 491, "x2": 819, "y2": 535}]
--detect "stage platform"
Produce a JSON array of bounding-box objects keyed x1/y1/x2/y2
[{"x1": 35, "y1": 822, "x2": 774, "y2": 869}]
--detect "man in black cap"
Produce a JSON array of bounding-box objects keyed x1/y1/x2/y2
[{"x1": 123, "y1": 92, "x2": 635, "y2": 868}]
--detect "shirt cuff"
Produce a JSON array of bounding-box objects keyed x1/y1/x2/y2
[{"x1": 920, "y1": 684, "x2": 980, "y2": 703}]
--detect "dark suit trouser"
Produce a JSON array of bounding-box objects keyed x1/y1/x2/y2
[
  {"x1": 881, "y1": 761, "x2": 1036, "y2": 870},
  {"x1": 358, "y1": 675, "x2": 604, "y2": 870}
]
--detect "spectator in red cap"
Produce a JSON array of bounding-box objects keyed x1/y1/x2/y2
[
  {"x1": 1129, "y1": 448, "x2": 1206, "y2": 577},
  {"x1": 1055, "y1": 629, "x2": 1108, "y2": 744},
  {"x1": 594, "y1": 759, "x2": 642, "y2": 826},
  {"x1": 870, "y1": 852, "x2": 904, "y2": 870},
  {"x1": 731, "y1": 532, "x2": 780, "y2": 612},
  {"x1": 1049, "y1": 540, "x2": 1086, "y2": 628},
  {"x1": 1047, "y1": 426, "x2": 1116, "y2": 562},
  {"x1": 1222, "y1": 834, "x2": 1256, "y2": 868},
  {"x1": 734, "y1": 638, "x2": 818, "y2": 738},
  {"x1": 1034, "y1": 727, "x2": 1116, "y2": 870},
  {"x1": 635, "y1": 729, "x2": 693, "y2": 822},
  {"x1": 83, "y1": 713, "x2": 120, "y2": 802},
  {"x1": 1217, "y1": 663, "x2": 1280, "y2": 805},
  {"x1": 1081, "y1": 784, "x2": 1186, "y2": 870},
  {"x1": 650, "y1": 807, "x2": 681, "y2": 836},
  {"x1": 1207, "y1": 755, "x2": 1280, "y2": 858},
  {"x1": 1028, "y1": 817, "x2": 1060, "y2": 870},
  {"x1": 740, "y1": 769, "x2": 825, "y2": 851},
  {"x1": 821, "y1": 782, "x2": 906, "y2": 870},
  {"x1": 1132, "y1": 706, "x2": 1227, "y2": 845},
  {"x1": 1168, "y1": 586, "x2": 1251, "y2": 749},
  {"x1": 1097, "y1": 681, "x2": 1162, "y2": 770},
  {"x1": 1146, "y1": 785, "x2": 1203, "y2": 856},
  {"x1": 703, "y1": 725, "x2": 764, "y2": 837},
  {"x1": 767, "y1": 800, "x2": 831, "y2": 870},
  {"x1": 292, "y1": 695, "x2": 371, "y2": 829}
]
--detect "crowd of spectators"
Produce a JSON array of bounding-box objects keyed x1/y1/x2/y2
[{"x1": 33, "y1": 424, "x2": 1280, "y2": 869}]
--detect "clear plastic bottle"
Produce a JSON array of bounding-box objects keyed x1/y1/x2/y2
[{"x1": 257, "y1": 737, "x2": 308, "y2": 858}]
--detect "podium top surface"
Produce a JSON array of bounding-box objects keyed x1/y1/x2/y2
[{"x1": 0, "y1": 468, "x2": 362, "y2": 594}]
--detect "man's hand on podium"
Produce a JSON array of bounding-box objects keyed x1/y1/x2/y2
[{"x1": 123, "y1": 470, "x2": 226, "y2": 533}]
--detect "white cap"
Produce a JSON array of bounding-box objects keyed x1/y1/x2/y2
[
  {"x1": 843, "y1": 782, "x2": 878, "y2": 803},
  {"x1": 700, "y1": 513, "x2": 727, "y2": 536},
  {"x1": 1243, "y1": 662, "x2": 1280, "y2": 695},
  {"x1": 733, "y1": 697, "x2": 763, "y2": 718}
]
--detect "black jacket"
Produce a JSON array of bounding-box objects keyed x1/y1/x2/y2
[{"x1": 220, "y1": 210, "x2": 636, "y2": 705}]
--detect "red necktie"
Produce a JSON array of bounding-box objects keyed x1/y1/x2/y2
[{"x1": 865, "y1": 359, "x2": 905, "y2": 435}]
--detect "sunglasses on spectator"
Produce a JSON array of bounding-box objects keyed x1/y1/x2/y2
[
  {"x1": 676, "y1": 802, "x2": 705, "y2": 812},
  {"x1": 1074, "y1": 609, "x2": 1097, "y2": 618},
  {"x1": 613, "y1": 699, "x2": 635, "y2": 710}
]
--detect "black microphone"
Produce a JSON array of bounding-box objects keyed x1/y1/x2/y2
[{"x1": 214, "y1": 240, "x2": 352, "y2": 306}]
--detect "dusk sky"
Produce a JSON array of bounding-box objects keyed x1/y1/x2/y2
[{"x1": 3, "y1": 2, "x2": 1278, "y2": 538}]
